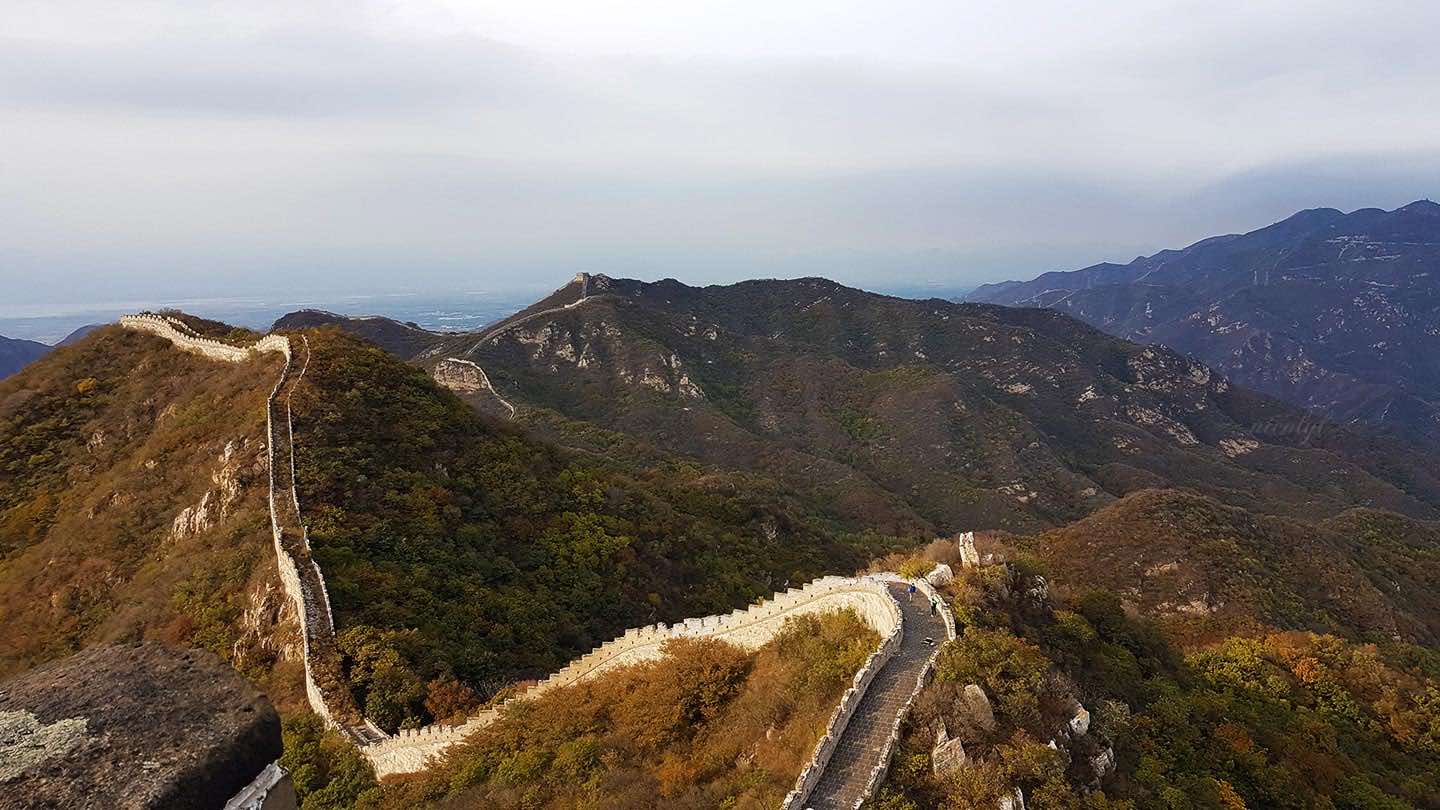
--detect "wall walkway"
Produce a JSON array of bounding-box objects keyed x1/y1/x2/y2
[{"x1": 800, "y1": 578, "x2": 954, "y2": 809}]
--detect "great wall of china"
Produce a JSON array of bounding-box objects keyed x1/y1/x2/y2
[{"x1": 119, "y1": 308, "x2": 959, "y2": 809}]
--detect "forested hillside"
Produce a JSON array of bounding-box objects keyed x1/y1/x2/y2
[
  {"x1": 285, "y1": 328, "x2": 900, "y2": 730},
  {"x1": 870, "y1": 543, "x2": 1440, "y2": 810},
  {"x1": 1021, "y1": 490, "x2": 1440, "y2": 647},
  {"x1": 296, "y1": 274, "x2": 1440, "y2": 536},
  {"x1": 0, "y1": 325, "x2": 303, "y2": 706}
]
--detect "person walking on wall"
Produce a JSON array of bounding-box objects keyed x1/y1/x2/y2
[{"x1": 907, "y1": 583, "x2": 917, "y2": 603}]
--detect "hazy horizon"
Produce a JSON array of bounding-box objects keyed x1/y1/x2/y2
[{"x1": 4, "y1": 1, "x2": 1439, "y2": 306}]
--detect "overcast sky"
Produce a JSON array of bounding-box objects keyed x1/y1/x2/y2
[{"x1": 4, "y1": 0, "x2": 1439, "y2": 304}]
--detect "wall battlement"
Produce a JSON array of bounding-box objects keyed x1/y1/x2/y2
[
  {"x1": 361, "y1": 574, "x2": 903, "y2": 778},
  {"x1": 120, "y1": 314, "x2": 290, "y2": 362}
]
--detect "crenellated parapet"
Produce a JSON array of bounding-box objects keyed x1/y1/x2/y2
[
  {"x1": 362, "y1": 574, "x2": 903, "y2": 777},
  {"x1": 119, "y1": 314, "x2": 291, "y2": 362}
]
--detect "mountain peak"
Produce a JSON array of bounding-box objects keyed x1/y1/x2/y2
[
  {"x1": 958, "y1": 200, "x2": 1440, "y2": 442},
  {"x1": 1265, "y1": 206, "x2": 1347, "y2": 234},
  {"x1": 1398, "y1": 198, "x2": 1440, "y2": 216}
]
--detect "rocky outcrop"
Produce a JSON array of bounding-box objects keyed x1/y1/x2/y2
[
  {"x1": 925, "y1": 563, "x2": 955, "y2": 586},
  {"x1": 431, "y1": 358, "x2": 486, "y2": 392},
  {"x1": 171, "y1": 490, "x2": 216, "y2": 540},
  {"x1": 1090, "y1": 746, "x2": 1116, "y2": 780},
  {"x1": 1067, "y1": 701, "x2": 1091, "y2": 737},
  {"x1": 961, "y1": 683, "x2": 996, "y2": 732},
  {"x1": 170, "y1": 436, "x2": 266, "y2": 544},
  {"x1": 931, "y1": 723, "x2": 968, "y2": 778},
  {"x1": 0, "y1": 643, "x2": 289, "y2": 810},
  {"x1": 957, "y1": 531, "x2": 980, "y2": 568},
  {"x1": 431, "y1": 358, "x2": 516, "y2": 417}
]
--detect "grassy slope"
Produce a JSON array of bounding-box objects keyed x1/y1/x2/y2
[
  {"x1": 378, "y1": 609, "x2": 879, "y2": 810},
  {"x1": 1022, "y1": 489, "x2": 1440, "y2": 647}
]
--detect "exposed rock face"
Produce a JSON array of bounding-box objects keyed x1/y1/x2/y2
[
  {"x1": 1067, "y1": 701, "x2": 1091, "y2": 736},
  {"x1": 968, "y1": 201, "x2": 1440, "y2": 443},
  {"x1": 1091, "y1": 746, "x2": 1116, "y2": 779},
  {"x1": 961, "y1": 683, "x2": 996, "y2": 732},
  {"x1": 957, "y1": 532, "x2": 981, "y2": 568},
  {"x1": 213, "y1": 439, "x2": 263, "y2": 514},
  {"x1": 171, "y1": 490, "x2": 215, "y2": 540},
  {"x1": 432, "y1": 358, "x2": 485, "y2": 392},
  {"x1": 1024, "y1": 575, "x2": 1051, "y2": 605},
  {"x1": 931, "y1": 723, "x2": 968, "y2": 778},
  {"x1": 171, "y1": 438, "x2": 265, "y2": 542},
  {"x1": 0, "y1": 643, "x2": 285, "y2": 810},
  {"x1": 925, "y1": 563, "x2": 955, "y2": 586},
  {"x1": 231, "y1": 580, "x2": 300, "y2": 672}
]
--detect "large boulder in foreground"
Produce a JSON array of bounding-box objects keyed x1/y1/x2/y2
[{"x1": 0, "y1": 643, "x2": 288, "y2": 809}]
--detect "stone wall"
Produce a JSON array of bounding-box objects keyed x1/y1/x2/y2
[
  {"x1": 119, "y1": 314, "x2": 290, "y2": 363},
  {"x1": 119, "y1": 316, "x2": 352, "y2": 733},
  {"x1": 224, "y1": 761, "x2": 296, "y2": 810},
  {"x1": 780, "y1": 587, "x2": 905, "y2": 809},
  {"x1": 121, "y1": 311, "x2": 944, "y2": 802},
  {"x1": 363, "y1": 575, "x2": 903, "y2": 777},
  {"x1": 852, "y1": 574, "x2": 959, "y2": 808},
  {"x1": 431, "y1": 357, "x2": 516, "y2": 417}
]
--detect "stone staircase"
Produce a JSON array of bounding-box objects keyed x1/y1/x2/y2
[{"x1": 802, "y1": 580, "x2": 950, "y2": 809}]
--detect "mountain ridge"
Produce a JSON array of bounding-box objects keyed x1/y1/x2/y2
[
  {"x1": 967, "y1": 201, "x2": 1440, "y2": 440},
  {"x1": 0, "y1": 334, "x2": 50, "y2": 380},
  {"x1": 278, "y1": 273, "x2": 1440, "y2": 537}
]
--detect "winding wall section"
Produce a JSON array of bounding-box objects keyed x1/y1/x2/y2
[
  {"x1": 364, "y1": 575, "x2": 903, "y2": 779},
  {"x1": 119, "y1": 312, "x2": 954, "y2": 806}
]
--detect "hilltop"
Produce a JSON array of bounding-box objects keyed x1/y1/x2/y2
[
  {"x1": 969, "y1": 200, "x2": 1440, "y2": 442},
  {"x1": 0, "y1": 323, "x2": 299, "y2": 703},
  {"x1": 1021, "y1": 488, "x2": 1440, "y2": 646},
  {"x1": 272, "y1": 309, "x2": 443, "y2": 359}
]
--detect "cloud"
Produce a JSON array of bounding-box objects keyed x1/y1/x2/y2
[{"x1": 1, "y1": 0, "x2": 1438, "y2": 302}]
